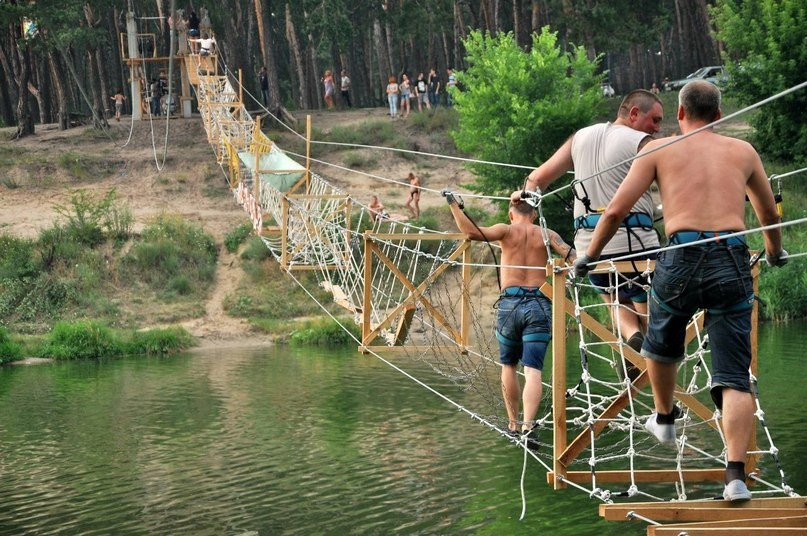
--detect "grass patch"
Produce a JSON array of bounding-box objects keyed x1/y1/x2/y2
[
  {"x1": 343, "y1": 150, "x2": 378, "y2": 169},
  {"x1": 41, "y1": 320, "x2": 118, "y2": 359},
  {"x1": 225, "y1": 222, "x2": 254, "y2": 253},
  {"x1": 121, "y1": 214, "x2": 217, "y2": 299},
  {"x1": 289, "y1": 317, "x2": 360, "y2": 346},
  {"x1": 0, "y1": 325, "x2": 23, "y2": 363},
  {"x1": 36, "y1": 321, "x2": 195, "y2": 359},
  {"x1": 318, "y1": 120, "x2": 412, "y2": 153},
  {"x1": 1, "y1": 176, "x2": 19, "y2": 189},
  {"x1": 126, "y1": 327, "x2": 195, "y2": 355}
]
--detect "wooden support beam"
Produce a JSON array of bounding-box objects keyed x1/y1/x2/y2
[
  {"x1": 600, "y1": 497, "x2": 807, "y2": 522},
  {"x1": 371, "y1": 243, "x2": 461, "y2": 342},
  {"x1": 551, "y1": 259, "x2": 568, "y2": 490},
  {"x1": 461, "y1": 244, "x2": 471, "y2": 347},
  {"x1": 360, "y1": 238, "x2": 468, "y2": 346},
  {"x1": 651, "y1": 528, "x2": 807, "y2": 535},
  {"x1": 547, "y1": 468, "x2": 725, "y2": 484},
  {"x1": 393, "y1": 305, "x2": 416, "y2": 345},
  {"x1": 649, "y1": 516, "x2": 807, "y2": 536}
]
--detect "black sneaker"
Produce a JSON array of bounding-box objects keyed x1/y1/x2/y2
[
  {"x1": 616, "y1": 332, "x2": 644, "y2": 383},
  {"x1": 521, "y1": 427, "x2": 540, "y2": 452}
]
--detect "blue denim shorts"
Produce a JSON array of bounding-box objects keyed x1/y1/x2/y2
[
  {"x1": 496, "y1": 287, "x2": 552, "y2": 370},
  {"x1": 640, "y1": 243, "x2": 754, "y2": 405},
  {"x1": 588, "y1": 250, "x2": 656, "y2": 302}
]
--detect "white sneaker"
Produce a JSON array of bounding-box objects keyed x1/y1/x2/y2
[
  {"x1": 644, "y1": 413, "x2": 676, "y2": 444},
  {"x1": 723, "y1": 479, "x2": 752, "y2": 502}
]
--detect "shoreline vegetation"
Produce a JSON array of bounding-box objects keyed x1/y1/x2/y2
[{"x1": 1, "y1": 93, "x2": 805, "y2": 364}]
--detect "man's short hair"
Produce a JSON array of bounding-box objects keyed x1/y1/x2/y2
[
  {"x1": 679, "y1": 81, "x2": 721, "y2": 122},
  {"x1": 510, "y1": 200, "x2": 536, "y2": 216},
  {"x1": 617, "y1": 89, "x2": 662, "y2": 118}
]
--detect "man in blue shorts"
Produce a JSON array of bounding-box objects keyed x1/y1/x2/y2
[
  {"x1": 513, "y1": 90, "x2": 664, "y2": 381},
  {"x1": 576, "y1": 81, "x2": 787, "y2": 501},
  {"x1": 446, "y1": 193, "x2": 573, "y2": 445}
]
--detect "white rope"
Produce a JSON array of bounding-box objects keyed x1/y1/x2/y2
[
  {"x1": 578, "y1": 217, "x2": 807, "y2": 267},
  {"x1": 283, "y1": 148, "x2": 512, "y2": 201}
]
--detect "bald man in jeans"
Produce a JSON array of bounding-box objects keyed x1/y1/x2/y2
[{"x1": 576, "y1": 80, "x2": 787, "y2": 502}]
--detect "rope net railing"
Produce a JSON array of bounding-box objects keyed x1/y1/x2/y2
[{"x1": 189, "y1": 54, "x2": 803, "y2": 510}]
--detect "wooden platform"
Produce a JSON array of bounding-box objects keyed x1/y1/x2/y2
[{"x1": 600, "y1": 497, "x2": 807, "y2": 534}]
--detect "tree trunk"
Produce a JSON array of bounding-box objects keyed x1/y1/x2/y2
[
  {"x1": 285, "y1": 3, "x2": 309, "y2": 109},
  {"x1": 373, "y1": 18, "x2": 391, "y2": 92},
  {"x1": 302, "y1": 8, "x2": 322, "y2": 108},
  {"x1": 27, "y1": 82, "x2": 46, "y2": 124},
  {"x1": 254, "y1": 0, "x2": 282, "y2": 117},
  {"x1": 10, "y1": 30, "x2": 34, "y2": 139},
  {"x1": 253, "y1": 0, "x2": 268, "y2": 68},
  {"x1": 47, "y1": 50, "x2": 68, "y2": 130},
  {"x1": 85, "y1": 49, "x2": 104, "y2": 126}
]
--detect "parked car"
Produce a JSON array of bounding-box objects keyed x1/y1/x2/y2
[
  {"x1": 662, "y1": 65, "x2": 726, "y2": 91},
  {"x1": 601, "y1": 83, "x2": 615, "y2": 97}
]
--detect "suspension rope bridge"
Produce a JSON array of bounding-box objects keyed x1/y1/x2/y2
[{"x1": 144, "y1": 38, "x2": 807, "y2": 533}]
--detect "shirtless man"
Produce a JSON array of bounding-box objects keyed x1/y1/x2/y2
[
  {"x1": 575, "y1": 81, "x2": 787, "y2": 501},
  {"x1": 513, "y1": 89, "x2": 663, "y2": 380},
  {"x1": 368, "y1": 195, "x2": 386, "y2": 221},
  {"x1": 110, "y1": 91, "x2": 126, "y2": 122},
  {"x1": 405, "y1": 172, "x2": 421, "y2": 219},
  {"x1": 446, "y1": 192, "x2": 574, "y2": 444}
]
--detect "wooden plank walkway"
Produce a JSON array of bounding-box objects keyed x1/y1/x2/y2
[{"x1": 600, "y1": 497, "x2": 807, "y2": 534}]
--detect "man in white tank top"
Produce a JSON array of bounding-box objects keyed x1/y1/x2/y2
[{"x1": 513, "y1": 90, "x2": 663, "y2": 377}]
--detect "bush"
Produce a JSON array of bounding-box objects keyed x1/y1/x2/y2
[
  {"x1": 289, "y1": 317, "x2": 360, "y2": 345},
  {"x1": 0, "y1": 326, "x2": 22, "y2": 362},
  {"x1": 42, "y1": 321, "x2": 118, "y2": 360},
  {"x1": 126, "y1": 327, "x2": 195, "y2": 355},
  {"x1": 452, "y1": 28, "x2": 602, "y2": 199},
  {"x1": 123, "y1": 215, "x2": 217, "y2": 295},
  {"x1": 0, "y1": 235, "x2": 37, "y2": 279},
  {"x1": 224, "y1": 222, "x2": 253, "y2": 253},
  {"x1": 53, "y1": 189, "x2": 130, "y2": 247},
  {"x1": 343, "y1": 151, "x2": 378, "y2": 169},
  {"x1": 712, "y1": 0, "x2": 807, "y2": 164},
  {"x1": 240, "y1": 235, "x2": 271, "y2": 261}
]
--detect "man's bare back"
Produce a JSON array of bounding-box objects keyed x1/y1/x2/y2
[
  {"x1": 498, "y1": 223, "x2": 550, "y2": 288},
  {"x1": 643, "y1": 131, "x2": 767, "y2": 235},
  {"x1": 447, "y1": 198, "x2": 573, "y2": 289}
]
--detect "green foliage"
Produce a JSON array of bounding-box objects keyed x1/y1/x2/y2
[
  {"x1": 0, "y1": 326, "x2": 23, "y2": 363},
  {"x1": 54, "y1": 189, "x2": 132, "y2": 246},
  {"x1": 126, "y1": 327, "x2": 195, "y2": 355},
  {"x1": 224, "y1": 222, "x2": 254, "y2": 253},
  {"x1": 0, "y1": 235, "x2": 37, "y2": 279},
  {"x1": 712, "y1": 0, "x2": 807, "y2": 164},
  {"x1": 57, "y1": 151, "x2": 91, "y2": 180},
  {"x1": 240, "y1": 235, "x2": 271, "y2": 261},
  {"x1": 451, "y1": 29, "x2": 602, "y2": 231},
  {"x1": 407, "y1": 107, "x2": 459, "y2": 134},
  {"x1": 342, "y1": 151, "x2": 378, "y2": 169},
  {"x1": 122, "y1": 215, "x2": 217, "y2": 297},
  {"x1": 452, "y1": 29, "x2": 603, "y2": 196},
  {"x1": 42, "y1": 320, "x2": 117, "y2": 360},
  {"x1": 758, "y1": 262, "x2": 807, "y2": 321},
  {"x1": 319, "y1": 120, "x2": 412, "y2": 153},
  {"x1": 289, "y1": 317, "x2": 360, "y2": 346}
]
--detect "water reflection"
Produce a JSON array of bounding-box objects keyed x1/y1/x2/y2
[{"x1": 0, "y1": 321, "x2": 805, "y2": 534}]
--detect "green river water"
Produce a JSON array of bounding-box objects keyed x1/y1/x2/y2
[{"x1": 1, "y1": 321, "x2": 805, "y2": 535}]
